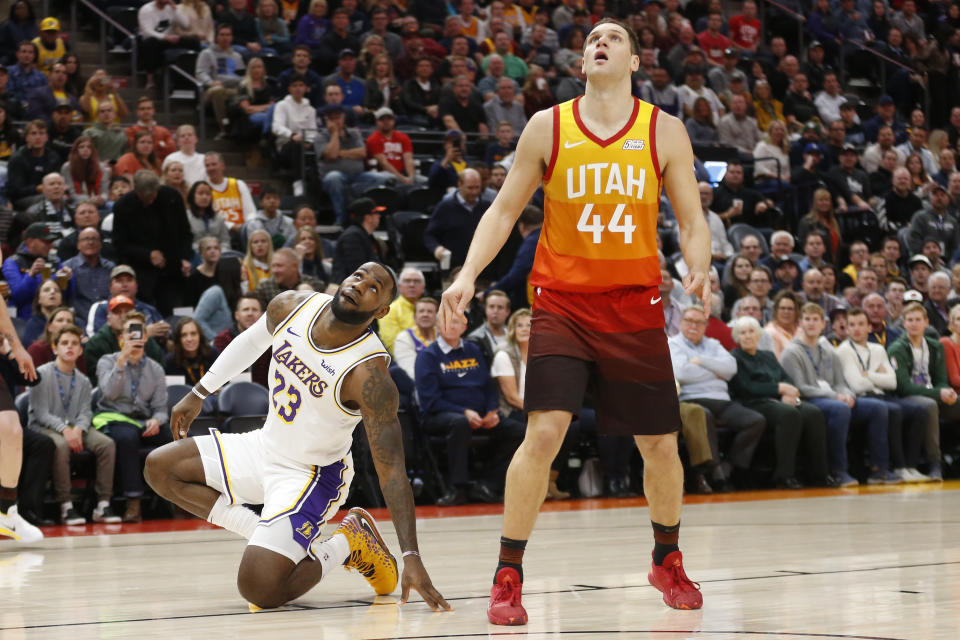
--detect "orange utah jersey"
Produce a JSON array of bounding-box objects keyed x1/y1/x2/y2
[{"x1": 530, "y1": 96, "x2": 663, "y2": 293}]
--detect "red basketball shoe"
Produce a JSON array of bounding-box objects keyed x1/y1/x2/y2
[
  {"x1": 487, "y1": 566, "x2": 528, "y2": 625},
  {"x1": 648, "y1": 550, "x2": 702, "y2": 610}
]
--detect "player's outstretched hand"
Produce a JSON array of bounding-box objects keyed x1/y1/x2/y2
[
  {"x1": 682, "y1": 270, "x2": 711, "y2": 306},
  {"x1": 171, "y1": 392, "x2": 204, "y2": 440},
  {"x1": 438, "y1": 275, "x2": 475, "y2": 331},
  {"x1": 400, "y1": 555, "x2": 453, "y2": 612}
]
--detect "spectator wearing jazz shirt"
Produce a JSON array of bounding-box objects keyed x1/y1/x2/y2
[
  {"x1": 394, "y1": 296, "x2": 438, "y2": 381},
  {"x1": 415, "y1": 312, "x2": 524, "y2": 506},
  {"x1": 29, "y1": 325, "x2": 121, "y2": 525},
  {"x1": 196, "y1": 24, "x2": 245, "y2": 139},
  {"x1": 204, "y1": 151, "x2": 255, "y2": 228},
  {"x1": 162, "y1": 125, "x2": 207, "y2": 187},
  {"x1": 484, "y1": 77, "x2": 527, "y2": 136},
  {"x1": 378, "y1": 267, "x2": 426, "y2": 354},
  {"x1": 125, "y1": 97, "x2": 175, "y2": 163},
  {"x1": 112, "y1": 171, "x2": 193, "y2": 315},
  {"x1": 271, "y1": 74, "x2": 318, "y2": 176},
  {"x1": 365, "y1": 108, "x2": 423, "y2": 189},
  {"x1": 888, "y1": 302, "x2": 958, "y2": 481},
  {"x1": 214, "y1": 293, "x2": 271, "y2": 387},
  {"x1": 1, "y1": 222, "x2": 71, "y2": 319},
  {"x1": 94, "y1": 310, "x2": 170, "y2": 523}
]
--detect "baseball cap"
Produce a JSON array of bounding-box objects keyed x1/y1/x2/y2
[
  {"x1": 52, "y1": 102, "x2": 73, "y2": 112},
  {"x1": 373, "y1": 107, "x2": 395, "y2": 119},
  {"x1": 908, "y1": 255, "x2": 933, "y2": 269},
  {"x1": 724, "y1": 47, "x2": 739, "y2": 57},
  {"x1": 40, "y1": 17, "x2": 60, "y2": 31},
  {"x1": 840, "y1": 143, "x2": 858, "y2": 153},
  {"x1": 840, "y1": 100, "x2": 858, "y2": 110},
  {"x1": 338, "y1": 48, "x2": 356, "y2": 59},
  {"x1": 444, "y1": 128, "x2": 463, "y2": 139},
  {"x1": 903, "y1": 289, "x2": 924, "y2": 302},
  {"x1": 24, "y1": 222, "x2": 57, "y2": 241},
  {"x1": 803, "y1": 121, "x2": 821, "y2": 133},
  {"x1": 931, "y1": 182, "x2": 948, "y2": 194},
  {"x1": 877, "y1": 94, "x2": 895, "y2": 106},
  {"x1": 321, "y1": 102, "x2": 344, "y2": 115},
  {"x1": 809, "y1": 40, "x2": 824, "y2": 49},
  {"x1": 110, "y1": 265, "x2": 137, "y2": 280},
  {"x1": 108, "y1": 294, "x2": 135, "y2": 312},
  {"x1": 776, "y1": 255, "x2": 799, "y2": 268},
  {"x1": 348, "y1": 198, "x2": 387, "y2": 218},
  {"x1": 803, "y1": 142, "x2": 822, "y2": 154}
]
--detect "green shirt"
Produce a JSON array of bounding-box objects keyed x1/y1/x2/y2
[
  {"x1": 729, "y1": 347, "x2": 793, "y2": 402},
  {"x1": 886, "y1": 334, "x2": 948, "y2": 399}
]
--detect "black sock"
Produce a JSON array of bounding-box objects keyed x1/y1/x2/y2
[
  {"x1": 494, "y1": 536, "x2": 527, "y2": 583},
  {"x1": 651, "y1": 520, "x2": 680, "y2": 565},
  {"x1": 0, "y1": 485, "x2": 17, "y2": 514}
]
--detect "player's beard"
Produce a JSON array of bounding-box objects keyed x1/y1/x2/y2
[{"x1": 331, "y1": 290, "x2": 377, "y2": 325}]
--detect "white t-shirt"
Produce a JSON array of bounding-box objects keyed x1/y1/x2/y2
[
  {"x1": 491, "y1": 350, "x2": 526, "y2": 402},
  {"x1": 162, "y1": 151, "x2": 207, "y2": 187}
]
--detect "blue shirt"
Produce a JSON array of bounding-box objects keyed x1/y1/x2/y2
[
  {"x1": 63, "y1": 254, "x2": 115, "y2": 324},
  {"x1": 490, "y1": 228, "x2": 539, "y2": 309},
  {"x1": 669, "y1": 333, "x2": 738, "y2": 401},
  {"x1": 414, "y1": 336, "x2": 498, "y2": 416},
  {"x1": 334, "y1": 75, "x2": 365, "y2": 108},
  {"x1": 7, "y1": 64, "x2": 48, "y2": 100}
]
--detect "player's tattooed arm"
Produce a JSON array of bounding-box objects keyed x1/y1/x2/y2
[
  {"x1": 265, "y1": 290, "x2": 315, "y2": 334},
  {"x1": 348, "y1": 357, "x2": 452, "y2": 611},
  {"x1": 353, "y1": 358, "x2": 419, "y2": 551}
]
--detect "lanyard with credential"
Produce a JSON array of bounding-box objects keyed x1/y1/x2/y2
[
  {"x1": 128, "y1": 360, "x2": 143, "y2": 401},
  {"x1": 54, "y1": 367, "x2": 76, "y2": 416},
  {"x1": 871, "y1": 327, "x2": 887, "y2": 347},
  {"x1": 849, "y1": 338, "x2": 871, "y2": 372},
  {"x1": 802, "y1": 343, "x2": 825, "y2": 379}
]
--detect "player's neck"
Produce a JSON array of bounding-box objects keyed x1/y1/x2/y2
[
  {"x1": 313, "y1": 307, "x2": 372, "y2": 349},
  {"x1": 580, "y1": 78, "x2": 634, "y2": 131}
]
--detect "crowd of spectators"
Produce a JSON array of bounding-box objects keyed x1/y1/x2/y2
[{"x1": 2, "y1": 0, "x2": 960, "y2": 527}]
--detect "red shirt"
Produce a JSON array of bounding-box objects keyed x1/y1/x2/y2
[
  {"x1": 125, "y1": 123, "x2": 176, "y2": 162},
  {"x1": 365, "y1": 130, "x2": 413, "y2": 174},
  {"x1": 729, "y1": 15, "x2": 761, "y2": 50},
  {"x1": 696, "y1": 31, "x2": 732, "y2": 65},
  {"x1": 705, "y1": 316, "x2": 736, "y2": 351}
]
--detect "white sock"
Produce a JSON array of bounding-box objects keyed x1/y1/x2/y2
[
  {"x1": 61, "y1": 501, "x2": 73, "y2": 514},
  {"x1": 96, "y1": 500, "x2": 110, "y2": 511},
  {"x1": 311, "y1": 533, "x2": 350, "y2": 578},
  {"x1": 206, "y1": 495, "x2": 260, "y2": 539}
]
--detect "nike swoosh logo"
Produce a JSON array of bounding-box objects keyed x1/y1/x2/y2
[
  {"x1": 651, "y1": 296, "x2": 662, "y2": 305},
  {"x1": 564, "y1": 140, "x2": 586, "y2": 148},
  {"x1": 457, "y1": 372, "x2": 467, "y2": 378},
  {"x1": 287, "y1": 328, "x2": 301, "y2": 337}
]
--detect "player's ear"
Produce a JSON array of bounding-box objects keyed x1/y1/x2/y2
[
  {"x1": 374, "y1": 303, "x2": 391, "y2": 320},
  {"x1": 630, "y1": 53, "x2": 640, "y2": 72}
]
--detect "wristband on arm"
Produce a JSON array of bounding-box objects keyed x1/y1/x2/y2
[{"x1": 197, "y1": 314, "x2": 274, "y2": 393}]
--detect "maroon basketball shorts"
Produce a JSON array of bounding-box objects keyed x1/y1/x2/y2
[{"x1": 524, "y1": 286, "x2": 681, "y2": 437}]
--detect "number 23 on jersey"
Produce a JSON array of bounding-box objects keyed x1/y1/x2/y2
[{"x1": 272, "y1": 371, "x2": 303, "y2": 423}]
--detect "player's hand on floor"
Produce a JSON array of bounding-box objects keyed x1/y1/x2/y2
[{"x1": 399, "y1": 555, "x2": 453, "y2": 612}]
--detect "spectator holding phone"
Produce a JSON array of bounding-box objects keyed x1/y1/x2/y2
[{"x1": 93, "y1": 310, "x2": 170, "y2": 523}]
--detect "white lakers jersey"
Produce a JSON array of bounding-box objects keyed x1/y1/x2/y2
[{"x1": 261, "y1": 293, "x2": 390, "y2": 467}]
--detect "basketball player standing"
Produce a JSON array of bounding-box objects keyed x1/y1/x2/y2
[{"x1": 439, "y1": 19, "x2": 711, "y2": 624}]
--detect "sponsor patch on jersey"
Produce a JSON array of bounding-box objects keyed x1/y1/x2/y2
[{"x1": 622, "y1": 139, "x2": 645, "y2": 151}]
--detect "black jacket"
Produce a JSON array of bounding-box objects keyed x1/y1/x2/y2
[
  {"x1": 112, "y1": 185, "x2": 193, "y2": 277},
  {"x1": 331, "y1": 224, "x2": 384, "y2": 283},
  {"x1": 6, "y1": 145, "x2": 60, "y2": 202}
]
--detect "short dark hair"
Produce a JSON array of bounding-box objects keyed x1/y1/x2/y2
[
  {"x1": 136, "y1": 96, "x2": 153, "y2": 107},
  {"x1": 332, "y1": 8, "x2": 349, "y2": 17},
  {"x1": 52, "y1": 324, "x2": 83, "y2": 346},
  {"x1": 519, "y1": 205, "x2": 543, "y2": 227},
  {"x1": 591, "y1": 17, "x2": 641, "y2": 56},
  {"x1": 25, "y1": 119, "x2": 47, "y2": 134},
  {"x1": 293, "y1": 44, "x2": 312, "y2": 56},
  {"x1": 846, "y1": 307, "x2": 867, "y2": 321},
  {"x1": 235, "y1": 293, "x2": 262, "y2": 312},
  {"x1": 260, "y1": 185, "x2": 281, "y2": 198},
  {"x1": 216, "y1": 23, "x2": 233, "y2": 35}
]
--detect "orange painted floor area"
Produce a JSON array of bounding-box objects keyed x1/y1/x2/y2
[{"x1": 36, "y1": 479, "x2": 960, "y2": 539}]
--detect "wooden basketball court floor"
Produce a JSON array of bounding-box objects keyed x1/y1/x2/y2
[{"x1": 1, "y1": 482, "x2": 958, "y2": 640}]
